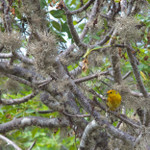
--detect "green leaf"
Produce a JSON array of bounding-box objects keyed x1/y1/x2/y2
[
  {"x1": 91, "y1": 35, "x2": 101, "y2": 40},
  {"x1": 26, "y1": 109, "x2": 35, "y2": 114},
  {"x1": 103, "y1": 19, "x2": 108, "y2": 29},
  {"x1": 50, "y1": 10, "x2": 65, "y2": 18},
  {"x1": 73, "y1": 21, "x2": 78, "y2": 25},
  {"x1": 0, "y1": 109, "x2": 4, "y2": 115},
  {"x1": 62, "y1": 22, "x2": 72, "y2": 38},
  {"x1": 146, "y1": 0, "x2": 150, "y2": 3},
  {"x1": 78, "y1": 23, "x2": 85, "y2": 30},
  {"x1": 40, "y1": 0, "x2": 47, "y2": 8},
  {"x1": 51, "y1": 21, "x2": 61, "y2": 31},
  {"x1": 70, "y1": 0, "x2": 76, "y2": 6},
  {"x1": 32, "y1": 127, "x2": 38, "y2": 138},
  {"x1": 113, "y1": 121, "x2": 118, "y2": 127}
]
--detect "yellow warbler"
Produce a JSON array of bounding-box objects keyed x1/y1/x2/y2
[{"x1": 107, "y1": 90, "x2": 121, "y2": 111}]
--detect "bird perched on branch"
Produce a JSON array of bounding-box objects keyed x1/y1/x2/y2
[{"x1": 107, "y1": 89, "x2": 122, "y2": 111}]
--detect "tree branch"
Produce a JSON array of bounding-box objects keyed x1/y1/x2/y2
[
  {"x1": 74, "y1": 71, "x2": 109, "y2": 84},
  {"x1": 120, "y1": 0, "x2": 128, "y2": 17},
  {"x1": 2, "y1": 73, "x2": 34, "y2": 87},
  {"x1": 110, "y1": 29, "x2": 122, "y2": 84},
  {"x1": 70, "y1": 0, "x2": 95, "y2": 15},
  {"x1": 63, "y1": 111, "x2": 90, "y2": 118},
  {"x1": 27, "y1": 140, "x2": 36, "y2": 150},
  {"x1": 0, "y1": 134, "x2": 22, "y2": 150},
  {"x1": 14, "y1": 51, "x2": 34, "y2": 65},
  {"x1": 126, "y1": 44, "x2": 149, "y2": 98},
  {"x1": 130, "y1": 90, "x2": 150, "y2": 97},
  {"x1": 1, "y1": 91, "x2": 38, "y2": 105},
  {"x1": 69, "y1": 79, "x2": 136, "y2": 145},
  {"x1": 69, "y1": 61, "x2": 83, "y2": 77},
  {"x1": 63, "y1": 4, "x2": 87, "y2": 50},
  {"x1": 80, "y1": 0, "x2": 99, "y2": 40},
  {"x1": 127, "y1": 0, "x2": 135, "y2": 16},
  {"x1": 0, "y1": 53, "x2": 13, "y2": 58},
  {"x1": 123, "y1": 71, "x2": 132, "y2": 80},
  {"x1": 58, "y1": 0, "x2": 99, "y2": 59},
  {"x1": 0, "y1": 52, "x2": 33, "y2": 65},
  {"x1": 0, "y1": 117, "x2": 69, "y2": 133},
  {"x1": 79, "y1": 120, "x2": 102, "y2": 150},
  {"x1": 0, "y1": 62, "x2": 39, "y2": 81},
  {"x1": 93, "y1": 97, "x2": 141, "y2": 129},
  {"x1": 1, "y1": 0, "x2": 12, "y2": 32}
]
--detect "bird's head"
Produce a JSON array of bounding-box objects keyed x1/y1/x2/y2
[{"x1": 107, "y1": 89, "x2": 116, "y2": 95}]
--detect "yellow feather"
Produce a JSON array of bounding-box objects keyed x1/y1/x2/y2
[{"x1": 107, "y1": 90, "x2": 121, "y2": 111}]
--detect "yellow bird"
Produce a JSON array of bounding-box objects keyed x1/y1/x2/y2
[{"x1": 107, "y1": 90, "x2": 121, "y2": 111}]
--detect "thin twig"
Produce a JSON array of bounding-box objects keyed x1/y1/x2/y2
[
  {"x1": 63, "y1": 111, "x2": 90, "y2": 118},
  {"x1": 28, "y1": 140, "x2": 36, "y2": 150},
  {"x1": 0, "y1": 134, "x2": 22, "y2": 150},
  {"x1": 70, "y1": 0, "x2": 95, "y2": 15},
  {"x1": 133, "y1": 131, "x2": 143, "y2": 147},
  {"x1": 74, "y1": 71, "x2": 109, "y2": 84},
  {"x1": 33, "y1": 110, "x2": 55, "y2": 114},
  {"x1": 123, "y1": 71, "x2": 132, "y2": 80}
]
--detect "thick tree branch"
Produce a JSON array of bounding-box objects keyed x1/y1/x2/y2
[
  {"x1": 110, "y1": 29, "x2": 122, "y2": 84},
  {"x1": 69, "y1": 61, "x2": 83, "y2": 77},
  {"x1": 1, "y1": 0, "x2": 12, "y2": 32},
  {"x1": 14, "y1": 51, "x2": 34, "y2": 65},
  {"x1": 63, "y1": 4, "x2": 87, "y2": 50},
  {"x1": 126, "y1": 44, "x2": 149, "y2": 98},
  {"x1": 111, "y1": 51, "x2": 122, "y2": 84},
  {"x1": 54, "y1": 59, "x2": 137, "y2": 145},
  {"x1": 0, "y1": 53, "x2": 13, "y2": 58},
  {"x1": 59, "y1": 0, "x2": 99, "y2": 59},
  {"x1": 2, "y1": 73, "x2": 34, "y2": 87},
  {"x1": 130, "y1": 91, "x2": 150, "y2": 97},
  {"x1": 1, "y1": 91, "x2": 38, "y2": 105},
  {"x1": 104, "y1": 119, "x2": 135, "y2": 146},
  {"x1": 40, "y1": 91, "x2": 88, "y2": 131},
  {"x1": 0, "y1": 52, "x2": 33, "y2": 65},
  {"x1": 0, "y1": 62, "x2": 38, "y2": 81},
  {"x1": 0, "y1": 117, "x2": 69, "y2": 133},
  {"x1": 79, "y1": 120, "x2": 103, "y2": 150},
  {"x1": 80, "y1": 0, "x2": 99, "y2": 40},
  {"x1": 120, "y1": 0, "x2": 128, "y2": 17},
  {"x1": 0, "y1": 134, "x2": 22, "y2": 150},
  {"x1": 100, "y1": 1, "x2": 120, "y2": 20},
  {"x1": 79, "y1": 119, "x2": 135, "y2": 150},
  {"x1": 127, "y1": 0, "x2": 135, "y2": 16},
  {"x1": 70, "y1": 79, "x2": 136, "y2": 145}
]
